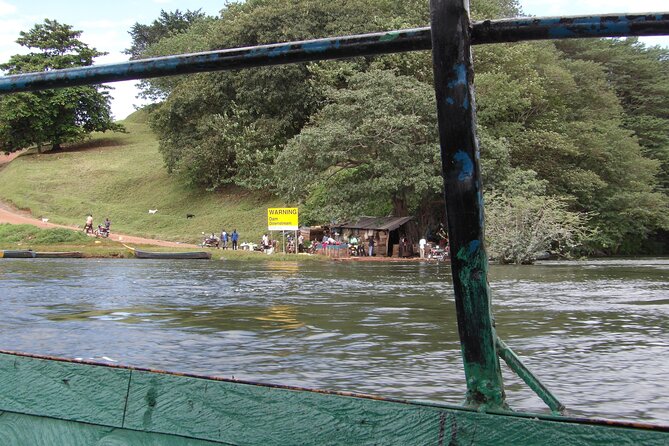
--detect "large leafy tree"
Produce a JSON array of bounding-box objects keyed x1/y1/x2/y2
[
  {"x1": 148, "y1": 0, "x2": 400, "y2": 191},
  {"x1": 275, "y1": 70, "x2": 442, "y2": 225},
  {"x1": 474, "y1": 41, "x2": 669, "y2": 253},
  {"x1": 555, "y1": 38, "x2": 669, "y2": 192},
  {"x1": 0, "y1": 19, "x2": 123, "y2": 154},
  {"x1": 147, "y1": 0, "x2": 522, "y2": 193}
]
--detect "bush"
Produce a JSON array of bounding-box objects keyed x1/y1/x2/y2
[
  {"x1": 485, "y1": 193, "x2": 592, "y2": 264},
  {"x1": 0, "y1": 224, "x2": 89, "y2": 245}
]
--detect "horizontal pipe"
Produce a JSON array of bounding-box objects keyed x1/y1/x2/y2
[
  {"x1": 0, "y1": 12, "x2": 667, "y2": 94},
  {"x1": 473, "y1": 12, "x2": 669, "y2": 44}
]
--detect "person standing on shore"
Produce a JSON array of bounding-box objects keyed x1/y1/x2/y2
[
  {"x1": 231, "y1": 229, "x2": 239, "y2": 250},
  {"x1": 221, "y1": 229, "x2": 228, "y2": 249},
  {"x1": 419, "y1": 237, "x2": 427, "y2": 258},
  {"x1": 368, "y1": 236, "x2": 375, "y2": 257},
  {"x1": 84, "y1": 214, "x2": 93, "y2": 234}
]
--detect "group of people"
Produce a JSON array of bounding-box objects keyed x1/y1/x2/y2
[
  {"x1": 220, "y1": 229, "x2": 239, "y2": 250},
  {"x1": 258, "y1": 233, "x2": 305, "y2": 254},
  {"x1": 319, "y1": 232, "x2": 375, "y2": 256},
  {"x1": 83, "y1": 215, "x2": 111, "y2": 237}
]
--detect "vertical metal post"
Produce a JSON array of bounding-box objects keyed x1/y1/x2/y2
[{"x1": 429, "y1": 0, "x2": 506, "y2": 409}]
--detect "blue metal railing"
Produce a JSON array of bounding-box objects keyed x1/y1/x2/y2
[{"x1": 0, "y1": 12, "x2": 666, "y2": 94}]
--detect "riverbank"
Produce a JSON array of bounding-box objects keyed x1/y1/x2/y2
[
  {"x1": 0, "y1": 222, "x2": 428, "y2": 262},
  {"x1": 0, "y1": 223, "x2": 330, "y2": 261}
]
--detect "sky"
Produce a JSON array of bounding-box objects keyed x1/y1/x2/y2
[{"x1": 0, "y1": 0, "x2": 667, "y2": 120}]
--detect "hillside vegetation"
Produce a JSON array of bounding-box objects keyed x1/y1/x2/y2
[{"x1": 0, "y1": 110, "x2": 285, "y2": 244}]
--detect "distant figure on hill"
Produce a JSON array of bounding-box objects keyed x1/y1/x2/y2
[
  {"x1": 231, "y1": 229, "x2": 239, "y2": 250},
  {"x1": 84, "y1": 214, "x2": 93, "y2": 234}
]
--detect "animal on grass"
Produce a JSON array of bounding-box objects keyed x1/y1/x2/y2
[
  {"x1": 148, "y1": 209, "x2": 158, "y2": 214},
  {"x1": 186, "y1": 213, "x2": 195, "y2": 219},
  {"x1": 41, "y1": 218, "x2": 49, "y2": 223}
]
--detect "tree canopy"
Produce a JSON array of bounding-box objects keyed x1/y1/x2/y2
[
  {"x1": 0, "y1": 19, "x2": 124, "y2": 153},
  {"x1": 138, "y1": 0, "x2": 668, "y2": 255},
  {"x1": 275, "y1": 70, "x2": 442, "y2": 225}
]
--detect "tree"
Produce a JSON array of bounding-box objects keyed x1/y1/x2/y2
[
  {"x1": 148, "y1": 0, "x2": 401, "y2": 191},
  {"x1": 124, "y1": 9, "x2": 212, "y2": 101},
  {"x1": 275, "y1": 70, "x2": 442, "y2": 224},
  {"x1": 124, "y1": 9, "x2": 210, "y2": 60},
  {"x1": 485, "y1": 191, "x2": 592, "y2": 264},
  {"x1": 0, "y1": 19, "x2": 123, "y2": 154},
  {"x1": 555, "y1": 38, "x2": 669, "y2": 191},
  {"x1": 484, "y1": 172, "x2": 593, "y2": 264},
  {"x1": 474, "y1": 41, "x2": 669, "y2": 253}
]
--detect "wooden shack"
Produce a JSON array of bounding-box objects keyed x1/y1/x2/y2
[{"x1": 330, "y1": 216, "x2": 415, "y2": 257}]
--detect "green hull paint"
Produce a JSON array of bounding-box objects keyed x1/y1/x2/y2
[{"x1": 0, "y1": 352, "x2": 666, "y2": 445}]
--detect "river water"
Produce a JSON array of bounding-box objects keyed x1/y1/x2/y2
[{"x1": 0, "y1": 257, "x2": 667, "y2": 424}]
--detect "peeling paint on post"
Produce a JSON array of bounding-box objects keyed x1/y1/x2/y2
[{"x1": 429, "y1": 0, "x2": 506, "y2": 410}]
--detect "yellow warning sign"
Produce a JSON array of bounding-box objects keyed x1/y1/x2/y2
[{"x1": 267, "y1": 208, "x2": 299, "y2": 230}]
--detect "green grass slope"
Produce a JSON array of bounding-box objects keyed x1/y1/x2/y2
[{"x1": 0, "y1": 110, "x2": 286, "y2": 244}]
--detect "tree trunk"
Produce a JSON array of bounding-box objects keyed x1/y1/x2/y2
[
  {"x1": 392, "y1": 193, "x2": 420, "y2": 243},
  {"x1": 51, "y1": 143, "x2": 62, "y2": 151}
]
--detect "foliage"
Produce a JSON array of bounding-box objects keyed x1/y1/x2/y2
[
  {"x1": 485, "y1": 189, "x2": 593, "y2": 265},
  {"x1": 148, "y1": 0, "x2": 403, "y2": 192},
  {"x1": 125, "y1": 9, "x2": 210, "y2": 60},
  {"x1": 0, "y1": 19, "x2": 124, "y2": 154},
  {"x1": 137, "y1": 0, "x2": 668, "y2": 255},
  {"x1": 124, "y1": 9, "x2": 213, "y2": 101},
  {"x1": 275, "y1": 70, "x2": 441, "y2": 221},
  {"x1": 555, "y1": 38, "x2": 669, "y2": 191},
  {"x1": 474, "y1": 41, "x2": 669, "y2": 253}
]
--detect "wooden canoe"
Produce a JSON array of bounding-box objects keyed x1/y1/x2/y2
[
  {"x1": 34, "y1": 251, "x2": 84, "y2": 258},
  {"x1": 0, "y1": 350, "x2": 666, "y2": 445},
  {"x1": 125, "y1": 245, "x2": 211, "y2": 260},
  {"x1": 0, "y1": 250, "x2": 36, "y2": 258}
]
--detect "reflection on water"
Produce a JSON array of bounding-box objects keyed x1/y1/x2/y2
[{"x1": 0, "y1": 257, "x2": 667, "y2": 424}]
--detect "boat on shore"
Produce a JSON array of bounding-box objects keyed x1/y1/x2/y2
[
  {"x1": 0, "y1": 250, "x2": 35, "y2": 258},
  {"x1": 0, "y1": 250, "x2": 84, "y2": 258},
  {"x1": 34, "y1": 251, "x2": 84, "y2": 258},
  {"x1": 125, "y1": 244, "x2": 212, "y2": 260}
]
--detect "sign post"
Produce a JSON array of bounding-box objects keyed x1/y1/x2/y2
[{"x1": 267, "y1": 208, "x2": 299, "y2": 254}]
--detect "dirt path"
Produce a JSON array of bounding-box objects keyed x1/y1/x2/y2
[
  {"x1": 0, "y1": 151, "x2": 23, "y2": 166},
  {"x1": 0, "y1": 201, "x2": 198, "y2": 248}
]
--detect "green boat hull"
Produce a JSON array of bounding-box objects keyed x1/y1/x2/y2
[{"x1": 0, "y1": 351, "x2": 665, "y2": 445}]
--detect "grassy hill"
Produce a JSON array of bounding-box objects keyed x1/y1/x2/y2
[{"x1": 0, "y1": 110, "x2": 286, "y2": 245}]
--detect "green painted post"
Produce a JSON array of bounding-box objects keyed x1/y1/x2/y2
[{"x1": 429, "y1": 0, "x2": 506, "y2": 410}]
